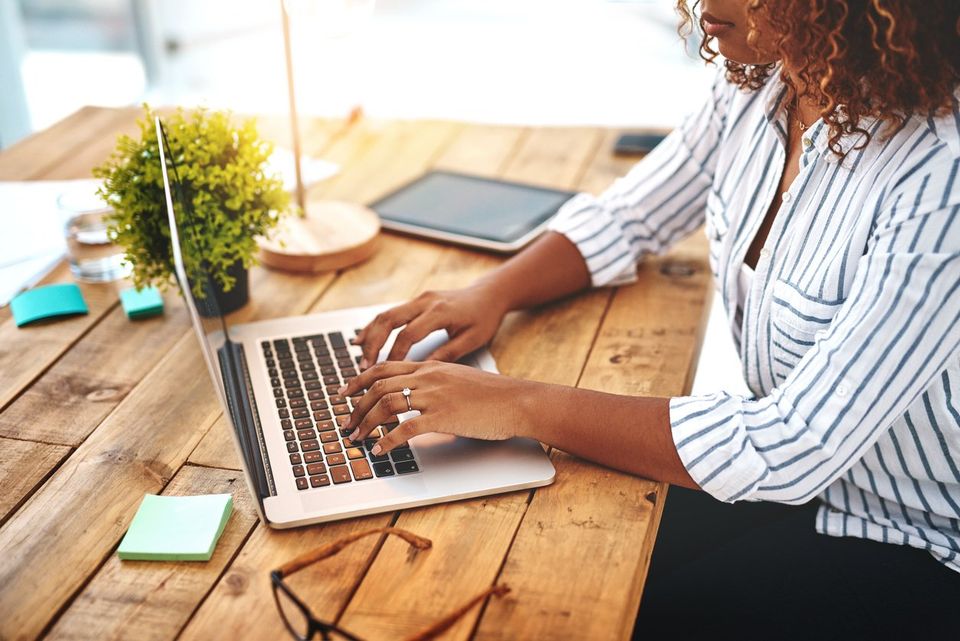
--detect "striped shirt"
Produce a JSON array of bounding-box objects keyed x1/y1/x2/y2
[{"x1": 550, "y1": 66, "x2": 960, "y2": 572}]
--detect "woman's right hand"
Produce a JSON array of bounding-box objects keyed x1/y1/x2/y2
[{"x1": 352, "y1": 284, "x2": 509, "y2": 367}]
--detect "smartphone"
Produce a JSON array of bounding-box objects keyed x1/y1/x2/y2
[{"x1": 613, "y1": 132, "x2": 668, "y2": 156}]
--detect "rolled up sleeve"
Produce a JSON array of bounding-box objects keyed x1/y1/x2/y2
[{"x1": 549, "y1": 69, "x2": 733, "y2": 287}]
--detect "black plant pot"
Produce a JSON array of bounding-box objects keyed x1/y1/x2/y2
[{"x1": 193, "y1": 260, "x2": 250, "y2": 318}]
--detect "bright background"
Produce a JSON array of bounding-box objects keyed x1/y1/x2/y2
[{"x1": 2, "y1": 0, "x2": 747, "y2": 396}]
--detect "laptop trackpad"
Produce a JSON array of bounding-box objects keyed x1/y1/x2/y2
[{"x1": 380, "y1": 329, "x2": 497, "y2": 373}]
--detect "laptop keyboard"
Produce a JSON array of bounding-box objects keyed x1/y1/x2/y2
[{"x1": 261, "y1": 330, "x2": 421, "y2": 492}]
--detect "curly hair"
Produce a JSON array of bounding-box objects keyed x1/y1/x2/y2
[{"x1": 676, "y1": 1, "x2": 960, "y2": 156}]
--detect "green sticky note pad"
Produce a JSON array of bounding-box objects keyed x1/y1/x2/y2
[
  {"x1": 10, "y1": 283, "x2": 89, "y2": 327},
  {"x1": 118, "y1": 493, "x2": 233, "y2": 562},
  {"x1": 120, "y1": 286, "x2": 164, "y2": 319}
]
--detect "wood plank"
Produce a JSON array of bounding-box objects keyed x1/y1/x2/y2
[
  {"x1": 180, "y1": 119, "x2": 465, "y2": 641},
  {"x1": 474, "y1": 232, "x2": 712, "y2": 641},
  {"x1": 187, "y1": 415, "x2": 242, "y2": 471},
  {"x1": 0, "y1": 249, "x2": 339, "y2": 641},
  {"x1": 334, "y1": 126, "x2": 615, "y2": 641},
  {"x1": 0, "y1": 437, "x2": 71, "y2": 525},
  {"x1": 45, "y1": 465, "x2": 259, "y2": 641}
]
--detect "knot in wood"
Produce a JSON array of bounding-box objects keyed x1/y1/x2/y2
[
  {"x1": 660, "y1": 262, "x2": 696, "y2": 277},
  {"x1": 224, "y1": 570, "x2": 249, "y2": 595},
  {"x1": 86, "y1": 388, "x2": 121, "y2": 402}
]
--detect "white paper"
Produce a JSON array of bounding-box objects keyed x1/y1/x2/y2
[
  {"x1": 0, "y1": 179, "x2": 102, "y2": 306},
  {"x1": 266, "y1": 147, "x2": 340, "y2": 193}
]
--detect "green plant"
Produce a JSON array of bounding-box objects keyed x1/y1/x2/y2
[{"x1": 94, "y1": 105, "x2": 291, "y2": 296}]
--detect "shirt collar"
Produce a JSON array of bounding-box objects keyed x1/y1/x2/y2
[{"x1": 926, "y1": 88, "x2": 960, "y2": 157}]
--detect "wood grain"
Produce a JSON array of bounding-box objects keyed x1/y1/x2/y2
[
  {"x1": 45, "y1": 465, "x2": 259, "y2": 641},
  {"x1": 474, "y1": 233, "x2": 711, "y2": 641},
  {"x1": 0, "y1": 437, "x2": 71, "y2": 524}
]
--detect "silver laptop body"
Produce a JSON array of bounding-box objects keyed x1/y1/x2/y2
[{"x1": 156, "y1": 117, "x2": 555, "y2": 528}]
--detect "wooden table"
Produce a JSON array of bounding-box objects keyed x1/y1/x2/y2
[{"x1": 0, "y1": 107, "x2": 710, "y2": 641}]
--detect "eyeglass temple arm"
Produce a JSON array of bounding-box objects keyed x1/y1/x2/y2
[
  {"x1": 398, "y1": 584, "x2": 511, "y2": 641},
  {"x1": 276, "y1": 527, "x2": 432, "y2": 577}
]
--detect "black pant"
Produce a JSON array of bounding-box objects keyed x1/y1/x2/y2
[{"x1": 633, "y1": 487, "x2": 960, "y2": 640}]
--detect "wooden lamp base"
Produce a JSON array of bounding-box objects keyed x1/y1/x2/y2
[{"x1": 259, "y1": 201, "x2": 381, "y2": 273}]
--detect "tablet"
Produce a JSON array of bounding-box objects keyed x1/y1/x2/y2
[{"x1": 369, "y1": 170, "x2": 577, "y2": 253}]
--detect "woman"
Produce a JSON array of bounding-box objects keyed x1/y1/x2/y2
[{"x1": 341, "y1": 1, "x2": 960, "y2": 635}]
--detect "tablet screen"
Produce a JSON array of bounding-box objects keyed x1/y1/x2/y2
[{"x1": 370, "y1": 171, "x2": 575, "y2": 244}]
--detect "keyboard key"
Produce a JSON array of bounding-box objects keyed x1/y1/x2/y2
[
  {"x1": 262, "y1": 340, "x2": 271, "y2": 349},
  {"x1": 296, "y1": 477, "x2": 309, "y2": 490},
  {"x1": 317, "y1": 356, "x2": 334, "y2": 367},
  {"x1": 323, "y1": 375, "x2": 340, "y2": 385},
  {"x1": 297, "y1": 429, "x2": 316, "y2": 440},
  {"x1": 321, "y1": 366, "x2": 337, "y2": 376},
  {"x1": 323, "y1": 442, "x2": 342, "y2": 454},
  {"x1": 316, "y1": 421, "x2": 335, "y2": 432},
  {"x1": 394, "y1": 460, "x2": 420, "y2": 474},
  {"x1": 304, "y1": 451, "x2": 322, "y2": 463},
  {"x1": 333, "y1": 405, "x2": 350, "y2": 416},
  {"x1": 268, "y1": 368, "x2": 279, "y2": 377},
  {"x1": 301, "y1": 439, "x2": 320, "y2": 452},
  {"x1": 368, "y1": 450, "x2": 389, "y2": 463},
  {"x1": 330, "y1": 465, "x2": 352, "y2": 484},
  {"x1": 373, "y1": 461, "x2": 395, "y2": 477},
  {"x1": 281, "y1": 419, "x2": 293, "y2": 429},
  {"x1": 314, "y1": 410, "x2": 332, "y2": 421},
  {"x1": 326, "y1": 453, "x2": 346, "y2": 465},
  {"x1": 286, "y1": 441, "x2": 298, "y2": 453},
  {"x1": 341, "y1": 368, "x2": 357, "y2": 378},
  {"x1": 337, "y1": 359, "x2": 354, "y2": 370},
  {"x1": 283, "y1": 430, "x2": 295, "y2": 441},
  {"x1": 346, "y1": 447, "x2": 365, "y2": 460},
  {"x1": 320, "y1": 431, "x2": 338, "y2": 443},
  {"x1": 310, "y1": 400, "x2": 329, "y2": 411},
  {"x1": 306, "y1": 462, "x2": 326, "y2": 475},
  {"x1": 326, "y1": 384, "x2": 341, "y2": 395},
  {"x1": 328, "y1": 394, "x2": 346, "y2": 405},
  {"x1": 310, "y1": 474, "x2": 330, "y2": 488},
  {"x1": 289, "y1": 453, "x2": 302, "y2": 465},
  {"x1": 304, "y1": 381, "x2": 323, "y2": 390},
  {"x1": 275, "y1": 398, "x2": 287, "y2": 409},
  {"x1": 289, "y1": 398, "x2": 306, "y2": 409},
  {"x1": 273, "y1": 388, "x2": 284, "y2": 398},
  {"x1": 336, "y1": 416, "x2": 350, "y2": 428},
  {"x1": 278, "y1": 409, "x2": 290, "y2": 419},
  {"x1": 292, "y1": 465, "x2": 305, "y2": 477},
  {"x1": 303, "y1": 371, "x2": 319, "y2": 381},
  {"x1": 281, "y1": 368, "x2": 298, "y2": 379},
  {"x1": 328, "y1": 331, "x2": 346, "y2": 348},
  {"x1": 271, "y1": 377, "x2": 281, "y2": 387},
  {"x1": 287, "y1": 389, "x2": 304, "y2": 398},
  {"x1": 390, "y1": 449, "x2": 415, "y2": 462},
  {"x1": 278, "y1": 358, "x2": 294, "y2": 369},
  {"x1": 294, "y1": 418, "x2": 312, "y2": 428},
  {"x1": 308, "y1": 390, "x2": 324, "y2": 400},
  {"x1": 350, "y1": 459, "x2": 373, "y2": 480},
  {"x1": 292, "y1": 409, "x2": 309, "y2": 419},
  {"x1": 283, "y1": 378, "x2": 300, "y2": 388},
  {"x1": 334, "y1": 348, "x2": 350, "y2": 360}
]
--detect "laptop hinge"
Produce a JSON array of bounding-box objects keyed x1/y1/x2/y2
[{"x1": 218, "y1": 341, "x2": 276, "y2": 499}]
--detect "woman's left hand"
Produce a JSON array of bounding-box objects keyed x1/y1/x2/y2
[{"x1": 337, "y1": 361, "x2": 537, "y2": 456}]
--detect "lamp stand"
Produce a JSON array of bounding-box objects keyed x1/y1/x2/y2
[{"x1": 259, "y1": 0, "x2": 380, "y2": 273}]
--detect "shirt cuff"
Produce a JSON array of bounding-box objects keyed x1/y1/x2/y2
[
  {"x1": 669, "y1": 393, "x2": 768, "y2": 503},
  {"x1": 548, "y1": 193, "x2": 639, "y2": 287}
]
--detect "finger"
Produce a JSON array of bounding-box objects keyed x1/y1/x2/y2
[
  {"x1": 344, "y1": 372, "x2": 419, "y2": 433},
  {"x1": 347, "y1": 389, "x2": 417, "y2": 443},
  {"x1": 387, "y1": 312, "x2": 443, "y2": 362},
  {"x1": 357, "y1": 301, "x2": 426, "y2": 370},
  {"x1": 425, "y1": 329, "x2": 484, "y2": 363},
  {"x1": 371, "y1": 417, "x2": 431, "y2": 456},
  {"x1": 339, "y1": 360, "x2": 419, "y2": 398}
]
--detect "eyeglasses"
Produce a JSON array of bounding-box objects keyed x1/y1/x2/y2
[{"x1": 271, "y1": 527, "x2": 510, "y2": 641}]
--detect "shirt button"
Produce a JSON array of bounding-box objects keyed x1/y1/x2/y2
[
  {"x1": 836, "y1": 384, "x2": 848, "y2": 398},
  {"x1": 781, "y1": 192, "x2": 793, "y2": 203},
  {"x1": 759, "y1": 248, "x2": 771, "y2": 259},
  {"x1": 802, "y1": 137, "x2": 813, "y2": 149}
]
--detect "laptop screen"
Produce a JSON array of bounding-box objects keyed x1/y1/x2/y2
[{"x1": 156, "y1": 117, "x2": 273, "y2": 507}]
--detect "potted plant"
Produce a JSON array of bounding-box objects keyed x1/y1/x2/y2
[{"x1": 94, "y1": 106, "x2": 292, "y2": 315}]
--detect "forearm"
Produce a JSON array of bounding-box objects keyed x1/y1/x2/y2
[
  {"x1": 517, "y1": 381, "x2": 699, "y2": 489},
  {"x1": 475, "y1": 231, "x2": 592, "y2": 313}
]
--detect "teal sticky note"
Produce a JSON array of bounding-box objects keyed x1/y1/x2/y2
[
  {"x1": 119, "y1": 286, "x2": 164, "y2": 319},
  {"x1": 117, "y1": 493, "x2": 233, "y2": 562},
  {"x1": 10, "y1": 283, "x2": 88, "y2": 327}
]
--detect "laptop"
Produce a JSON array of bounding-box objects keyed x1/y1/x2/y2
[{"x1": 155, "y1": 117, "x2": 555, "y2": 528}]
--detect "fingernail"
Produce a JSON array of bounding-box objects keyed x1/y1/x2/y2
[
  {"x1": 349, "y1": 429, "x2": 360, "y2": 441},
  {"x1": 360, "y1": 358, "x2": 369, "y2": 370},
  {"x1": 337, "y1": 385, "x2": 347, "y2": 395},
  {"x1": 371, "y1": 444, "x2": 382, "y2": 455}
]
